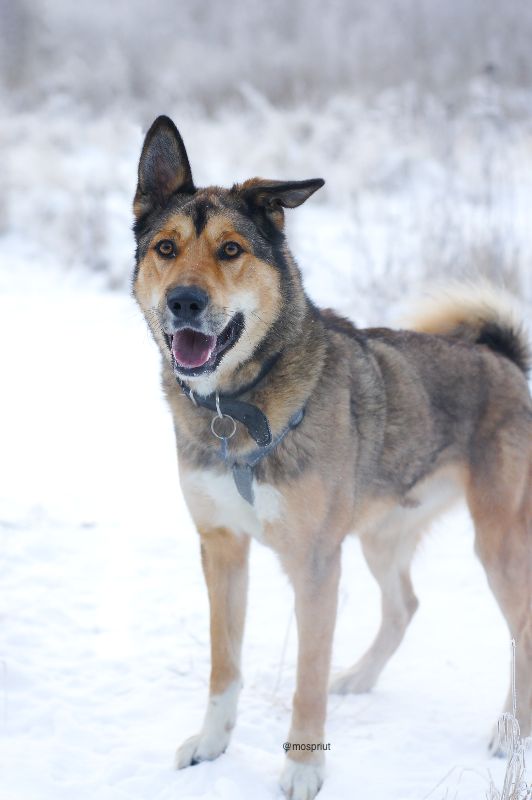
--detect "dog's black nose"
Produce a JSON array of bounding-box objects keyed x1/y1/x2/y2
[{"x1": 167, "y1": 286, "x2": 208, "y2": 320}]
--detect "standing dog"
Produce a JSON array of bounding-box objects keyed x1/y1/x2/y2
[{"x1": 132, "y1": 116, "x2": 532, "y2": 799}]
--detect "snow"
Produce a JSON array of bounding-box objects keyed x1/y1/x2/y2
[
  {"x1": 0, "y1": 263, "x2": 526, "y2": 799},
  {"x1": 3, "y1": 9, "x2": 532, "y2": 789},
  {"x1": 5, "y1": 89, "x2": 532, "y2": 309}
]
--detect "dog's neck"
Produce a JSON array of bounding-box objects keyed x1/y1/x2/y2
[
  {"x1": 197, "y1": 350, "x2": 283, "y2": 401},
  {"x1": 171, "y1": 296, "x2": 327, "y2": 451},
  {"x1": 192, "y1": 297, "x2": 322, "y2": 396}
]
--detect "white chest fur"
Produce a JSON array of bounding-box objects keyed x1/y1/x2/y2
[{"x1": 181, "y1": 468, "x2": 284, "y2": 541}]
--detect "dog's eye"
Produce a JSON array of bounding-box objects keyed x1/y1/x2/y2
[
  {"x1": 220, "y1": 241, "x2": 243, "y2": 259},
  {"x1": 155, "y1": 239, "x2": 176, "y2": 258}
]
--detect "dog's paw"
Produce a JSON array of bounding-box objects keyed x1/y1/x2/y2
[
  {"x1": 175, "y1": 730, "x2": 229, "y2": 769},
  {"x1": 176, "y1": 681, "x2": 240, "y2": 769},
  {"x1": 280, "y1": 760, "x2": 324, "y2": 800},
  {"x1": 329, "y1": 665, "x2": 375, "y2": 695}
]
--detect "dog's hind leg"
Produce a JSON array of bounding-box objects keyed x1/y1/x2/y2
[
  {"x1": 466, "y1": 448, "x2": 532, "y2": 751},
  {"x1": 330, "y1": 519, "x2": 420, "y2": 694},
  {"x1": 176, "y1": 526, "x2": 249, "y2": 768}
]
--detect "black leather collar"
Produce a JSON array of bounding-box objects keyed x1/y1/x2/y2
[
  {"x1": 175, "y1": 352, "x2": 307, "y2": 505},
  {"x1": 175, "y1": 353, "x2": 281, "y2": 447}
]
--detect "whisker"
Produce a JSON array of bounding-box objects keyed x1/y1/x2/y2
[{"x1": 221, "y1": 306, "x2": 269, "y2": 328}]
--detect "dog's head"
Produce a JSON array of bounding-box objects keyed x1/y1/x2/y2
[{"x1": 132, "y1": 116, "x2": 324, "y2": 394}]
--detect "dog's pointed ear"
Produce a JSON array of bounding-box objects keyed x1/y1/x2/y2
[
  {"x1": 239, "y1": 178, "x2": 324, "y2": 230},
  {"x1": 134, "y1": 116, "x2": 195, "y2": 219},
  {"x1": 242, "y1": 178, "x2": 325, "y2": 209}
]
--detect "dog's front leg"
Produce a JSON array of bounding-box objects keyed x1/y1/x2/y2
[
  {"x1": 280, "y1": 545, "x2": 341, "y2": 800},
  {"x1": 176, "y1": 526, "x2": 249, "y2": 768}
]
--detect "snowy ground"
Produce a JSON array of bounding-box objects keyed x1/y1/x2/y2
[
  {"x1": 4, "y1": 5, "x2": 532, "y2": 796},
  {"x1": 1, "y1": 257, "x2": 527, "y2": 799}
]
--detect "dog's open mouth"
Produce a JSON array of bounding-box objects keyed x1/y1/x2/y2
[{"x1": 167, "y1": 313, "x2": 244, "y2": 375}]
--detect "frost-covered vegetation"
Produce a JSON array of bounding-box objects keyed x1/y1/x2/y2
[
  {"x1": 2, "y1": 0, "x2": 532, "y2": 318},
  {"x1": 488, "y1": 642, "x2": 532, "y2": 800},
  {"x1": 2, "y1": 4, "x2": 532, "y2": 799},
  {"x1": 3, "y1": 0, "x2": 532, "y2": 111}
]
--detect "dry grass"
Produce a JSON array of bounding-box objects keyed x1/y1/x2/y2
[{"x1": 487, "y1": 641, "x2": 532, "y2": 800}]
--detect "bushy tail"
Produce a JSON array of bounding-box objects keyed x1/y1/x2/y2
[{"x1": 406, "y1": 282, "x2": 531, "y2": 375}]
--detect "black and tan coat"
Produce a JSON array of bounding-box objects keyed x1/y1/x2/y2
[{"x1": 133, "y1": 116, "x2": 532, "y2": 800}]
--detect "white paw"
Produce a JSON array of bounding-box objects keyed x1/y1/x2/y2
[
  {"x1": 280, "y1": 760, "x2": 324, "y2": 800},
  {"x1": 329, "y1": 665, "x2": 375, "y2": 694},
  {"x1": 175, "y1": 729, "x2": 230, "y2": 769},
  {"x1": 176, "y1": 680, "x2": 240, "y2": 769}
]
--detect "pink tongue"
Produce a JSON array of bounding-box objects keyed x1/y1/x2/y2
[{"x1": 172, "y1": 329, "x2": 216, "y2": 369}]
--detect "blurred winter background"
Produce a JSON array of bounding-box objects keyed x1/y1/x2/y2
[
  {"x1": 3, "y1": 0, "x2": 532, "y2": 315},
  {"x1": 2, "y1": 2, "x2": 532, "y2": 799}
]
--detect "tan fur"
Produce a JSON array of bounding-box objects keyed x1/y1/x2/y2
[
  {"x1": 169, "y1": 294, "x2": 531, "y2": 793},
  {"x1": 133, "y1": 118, "x2": 532, "y2": 798},
  {"x1": 404, "y1": 279, "x2": 528, "y2": 341},
  {"x1": 465, "y1": 426, "x2": 532, "y2": 734},
  {"x1": 198, "y1": 526, "x2": 249, "y2": 696},
  {"x1": 135, "y1": 211, "x2": 282, "y2": 396}
]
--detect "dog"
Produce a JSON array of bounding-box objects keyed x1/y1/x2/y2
[{"x1": 132, "y1": 115, "x2": 532, "y2": 800}]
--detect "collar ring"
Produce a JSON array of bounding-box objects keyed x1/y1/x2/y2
[{"x1": 211, "y1": 414, "x2": 237, "y2": 441}]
